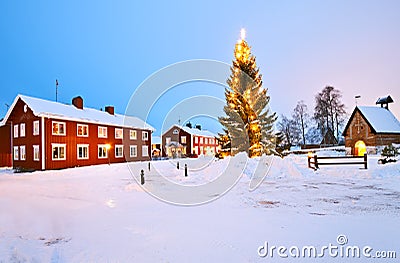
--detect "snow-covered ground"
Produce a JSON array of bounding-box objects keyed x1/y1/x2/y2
[{"x1": 0, "y1": 152, "x2": 399, "y2": 262}]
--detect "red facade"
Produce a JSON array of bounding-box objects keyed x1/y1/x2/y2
[
  {"x1": 162, "y1": 125, "x2": 219, "y2": 157},
  {"x1": 3, "y1": 97, "x2": 152, "y2": 170},
  {"x1": 0, "y1": 125, "x2": 11, "y2": 167},
  {"x1": 191, "y1": 134, "x2": 219, "y2": 155}
]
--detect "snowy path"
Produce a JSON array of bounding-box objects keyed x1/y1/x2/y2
[{"x1": 0, "y1": 153, "x2": 399, "y2": 262}]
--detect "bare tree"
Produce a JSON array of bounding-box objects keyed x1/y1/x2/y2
[
  {"x1": 277, "y1": 115, "x2": 301, "y2": 148},
  {"x1": 313, "y1": 86, "x2": 346, "y2": 139},
  {"x1": 292, "y1": 100, "x2": 309, "y2": 146}
]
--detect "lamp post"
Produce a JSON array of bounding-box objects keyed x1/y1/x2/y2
[{"x1": 106, "y1": 144, "x2": 111, "y2": 165}]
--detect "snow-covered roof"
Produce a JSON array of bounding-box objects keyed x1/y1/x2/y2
[
  {"x1": 162, "y1": 125, "x2": 217, "y2": 138},
  {"x1": 357, "y1": 106, "x2": 400, "y2": 133},
  {"x1": 1, "y1": 94, "x2": 155, "y2": 131},
  {"x1": 180, "y1": 126, "x2": 217, "y2": 138}
]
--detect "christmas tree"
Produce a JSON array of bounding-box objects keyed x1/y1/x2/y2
[{"x1": 218, "y1": 29, "x2": 277, "y2": 158}]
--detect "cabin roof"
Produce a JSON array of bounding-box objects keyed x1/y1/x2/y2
[{"x1": 343, "y1": 106, "x2": 400, "y2": 135}]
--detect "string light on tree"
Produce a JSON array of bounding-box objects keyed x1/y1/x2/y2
[{"x1": 218, "y1": 29, "x2": 277, "y2": 158}]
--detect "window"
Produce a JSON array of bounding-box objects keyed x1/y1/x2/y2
[
  {"x1": 77, "y1": 144, "x2": 89, "y2": 160},
  {"x1": 115, "y1": 128, "x2": 123, "y2": 139},
  {"x1": 98, "y1": 126, "x2": 108, "y2": 138},
  {"x1": 195, "y1": 137, "x2": 198, "y2": 143},
  {"x1": 52, "y1": 144, "x2": 66, "y2": 160},
  {"x1": 98, "y1": 145, "x2": 108, "y2": 158},
  {"x1": 200, "y1": 137, "x2": 203, "y2": 144},
  {"x1": 130, "y1": 130, "x2": 137, "y2": 140},
  {"x1": 13, "y1": 146, "x2": 19, "y2": 160},
  {"x1": 142, "y1": 145, "x2": 149, "y2": 157},
  {"x1": 166, "y1": 137, "x2": 171, "y2": 144},
  {"x1": 173, "y1": 129, "x2": 179, "y2": 135},
  {"x1": 20, "y1": 146, "x2": 26, "y2": 160},
  {"x1": 181, "y1": 136, "x2": 187, "y2": 144},
  {"x1": 33, "y1": 145, "x2": 40, "y2": 161},
  {"x1": 52, "y1": 121, "x2": 66, "y2": 135},
  {"x1": 142, "y1": 131, "x2": 148, "y2": 141},
  {"x1": 130, "y1": 145, "x2": 137, "y2": 157},
  {"x1": 77, "y1": 124, "x2": 89, "y2": 137},
  {"x1": 205, "y1": 138, "x2": 208, "y2": 144},
  {"x1": 33, "y1": 120, "x2": 40, "y2": 136},
  {"x1": 20, "y1": 123, "x2": 25, "y2": 137},
  {"x1": 115, "y1": 145, "x2": 123, "y2": 158},
  {"x1": 13, "y1": 125, "x2": 18, "y2": 138},
  {"x1": 200, "y1": 146, "x2": 204, "y2": 154}
]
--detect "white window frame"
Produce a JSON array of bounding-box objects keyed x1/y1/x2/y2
[
  {"x1": 195, "y1": 136, "x2": 198, "y2": 143},
  {"x1": 33, "y1": 120, "x2": 40, "y2": 136},
  {"x1": 166, "y1": 137, "x2": 171, "y2": 144},
  {"x1": 52, "y1": 121, "x2": 66, "y2": 136},
  {"x1": 77, "y1": 124, "x2": 89, "y2": 137},
  {"x1": 13, "y1": 124, "x2": 19, "y2": 138},
  {"x1": 98, "y1": 126, "x2": 108, "y2": 138},
  {"x1": 200, "y1": 137, "x2": 203, "y2": 144},
  {"x1": 33, "y1": 145, "x2": 40, "y2": 161},
  {"x1": 115, "y1": 145, "x2": 124, "y2": 158},
  {"x1": 77, "y1": 144, "x2": 89, "y2": 160},
  {"x1": 130, "y1": 145, "x2": 137, "y2": 157},
  {"x1": 115, "y1": 128, "x2": 123, "y2": 139},
  {"x1": 52, "y1": 143, "x2": 66, "y2": 161},
  {"x1": 130, "y1": 130, "x2": 137, "y2": 140},
  {"x1": 142, "y1": 131, "x2": 149, "y2": 141},
  {"x1": 142, "y1": 145, "x2": 149, "y2": 157},
  {"x1": 98, "y1": 144, "x2": 108, "y2": 159},
  {"x1": 13, "y1": 146, "x2": 19, "y2": 160},
  {"x1": 20, "y1": 123, "x2": 26, "y2": 137},
  {"x1": 173, "y1": 129, "x2": 179, "y2": 135},
  {"x1": 205, "y1": 138, "x2": 208, "y2": 144},
  {"x1": 181, "y1": 136, "x2": 187, "y2": 144},
  {"x1": 20, "y1": 145, "x2": 26, "y2": 160}
]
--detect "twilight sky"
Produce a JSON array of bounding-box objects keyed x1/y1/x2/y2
[{"x1": 1, "y1": 0, "x2": 399, "y2": 135}]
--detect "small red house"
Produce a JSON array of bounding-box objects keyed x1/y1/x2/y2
[
  {"x1": 162, "y1": 124, "x2": 219, "y2": 158},
  {"x1": 0, "y1": 94, "x2": 154, "y2": 170}
]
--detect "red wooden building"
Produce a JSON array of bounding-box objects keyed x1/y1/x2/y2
[
  {"x1": 0, "y1": 94, "x2": 154, "y2": 170},
  {"x1": 162, "y1": 124, "x2": 219, "y2": 158}
]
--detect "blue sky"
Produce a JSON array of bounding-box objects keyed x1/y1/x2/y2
[{"x1": 1, "y1": 0, "x2": 400, "y2": 136}]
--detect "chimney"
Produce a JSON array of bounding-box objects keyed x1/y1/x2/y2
[
  {"x1": 195, "y1": 124, "x2": 201, "y2": 130},
  {"x1": 105, "y1": 106, "x2": 115, "y2": 115},
  {"x1": 72, "y1": 96, "x2": 83, "y2": 109}
]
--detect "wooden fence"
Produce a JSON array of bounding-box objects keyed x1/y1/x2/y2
[{"x1": 308, "y1": 153, "x2": 367, "y2": 170}]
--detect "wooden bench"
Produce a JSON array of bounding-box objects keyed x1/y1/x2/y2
[{"x1": 308, "y1": 153, "x2": 367, "y2": 170}]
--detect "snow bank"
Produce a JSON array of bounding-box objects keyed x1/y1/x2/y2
[{"x1": 0, "y1": 152, "x2": 399, "y2": 262}]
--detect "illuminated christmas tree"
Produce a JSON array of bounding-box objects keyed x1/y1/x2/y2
[{"x1": 218, "y1": 29, "x2": 277, "y2": 157}]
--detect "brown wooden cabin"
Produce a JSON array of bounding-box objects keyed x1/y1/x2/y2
[{"x1": 342, "y1": 96, "x2": 400, "y2": 155}]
